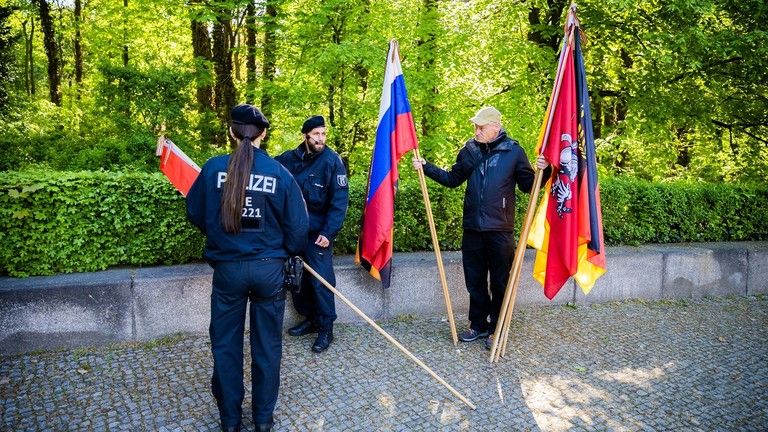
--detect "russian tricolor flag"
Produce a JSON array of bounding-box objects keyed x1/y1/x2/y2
[{"x1": 356, "y1": 41, "x2": 419, "y2": 288}]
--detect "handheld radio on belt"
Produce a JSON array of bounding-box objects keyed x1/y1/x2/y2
[{"x1": 282, "y1": 256, "x2": 304, "y2": 294}]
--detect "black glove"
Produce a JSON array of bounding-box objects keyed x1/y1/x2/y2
[{"x1": 283, "y1": 256, "x2": 304, "y2": 294}]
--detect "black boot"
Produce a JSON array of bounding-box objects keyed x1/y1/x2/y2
[
  {"x1": 221, "y1": 424, "x2": 241, "y2": 432},
  {"x1": 255, "y1": 423, "x2": 273, "y2": 432},
  {"x1": 288, "y1": 319, "x2": 319, "y2": 337},
  {"x1": 311, "y1": 330, "x2": 334, "y2": 353}
]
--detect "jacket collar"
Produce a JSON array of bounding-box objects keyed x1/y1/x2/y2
[
  {"x1": 292, "y1": 142, "x2": 326, "y2": 161},
  {"x1": 467, "y1": 129, "x2": 515, "y2": 152}
]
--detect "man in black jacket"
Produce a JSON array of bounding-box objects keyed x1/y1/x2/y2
[
  {"x1": 413, "y1": 106, "x2": 550, "y2": 350},
  {"x1": 276, "y1": 115, "x2": 349, "y2": 353}
]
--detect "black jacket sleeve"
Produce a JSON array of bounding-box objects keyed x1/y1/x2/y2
[
  {"x1": 282, "y1": 171, "x2": 309, "y2": 256},
  {"x1": 185, "y1": 167, "x2": 206, "y2": 234},
  {"x1": 320, "y1": 157, "x2": 349, "y2": 240},
  {"x1": 422, "y1": 148, "x2": 474, "y2": 188}
]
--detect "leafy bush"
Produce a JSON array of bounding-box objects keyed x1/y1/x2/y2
[
  {"x1": 1, "y1": 170, "x2": 766, "y2": 277},
  {"x1": 0, "y1": 170, "x2": 203, "y2": 277},
  {"x1": 599, "y1": 178, "x2": 768, "y2": 245}
]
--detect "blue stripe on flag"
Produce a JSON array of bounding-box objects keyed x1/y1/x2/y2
[
  {"x1": 575, "y1": 33, "x2": 601, "y2": 253},
  {"x1": 368, "y1": 108, "x2": 394, "y2": 202},
  {"x1": 367, "y1": 74, "x2": 412, "y2": 202}
]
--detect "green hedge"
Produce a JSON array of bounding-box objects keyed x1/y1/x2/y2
[
  {"x1": 0, "y1": 170, "x2": 204, "y2": 277},
  {"x1": 2, "y1": 170, "x2": 767, "y2": 277}
]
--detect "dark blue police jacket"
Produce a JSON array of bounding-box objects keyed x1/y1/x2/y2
[
  {"x1": 186, "y1": 146, "x2": 309, "y2": 263},
  {"x1": 275, "y1": 144, "x2": 349, "y2": 240}
]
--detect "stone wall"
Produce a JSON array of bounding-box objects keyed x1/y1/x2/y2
[{"x1": 1, "y1": 242, "x2": 766, "y2": 355}]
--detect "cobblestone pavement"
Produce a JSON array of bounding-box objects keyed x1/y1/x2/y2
[{"x1": 1, "y1": 296, "x2": 767, "y2": 431}]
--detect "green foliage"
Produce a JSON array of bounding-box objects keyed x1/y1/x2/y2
[
  {"x1": 1, "y1": 0, "x2": 766, "y2": 182},
  {"x1": 0, "y1": 5, "x2": 15, "y2": 113},
  {"x1": 2, "y1": 170, "x2": 766, "y2": 277},
  {"x1": 578, "y1": 0, "x2": 768, "y2": 182},
  {"x1": 96, "y1": 64, "x2": 194, "y2": 135},
  {"x1": 0, "y1": 170, "x2": 204, "y2": 277},
  {"x1": 599, "y1": 178, "x2": 768, "y2": 245}
]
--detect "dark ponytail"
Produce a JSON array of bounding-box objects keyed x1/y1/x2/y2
[{"x1": 220, "y1": 123, "x2": 264, "y2": 233}]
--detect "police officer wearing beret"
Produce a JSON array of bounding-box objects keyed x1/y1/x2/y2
[
  {"x1": 186, "y1": 104, "x2": 309, "y2": 432},
  {"x1": 275, "y1": 115, "x2": 349, "y2": 353}
]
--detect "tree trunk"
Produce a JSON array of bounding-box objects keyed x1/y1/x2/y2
[
  {"x1": 260, "y1": 0, "x2": 278, "y2": 151},
  {"x1": 191, "y1": 7, "x2": 213, "y2": 111},
  {"x1": 74, "y1": 0, "x2": 82, "y2": 98},
  {"x1": 122, "y1": 0, "x2": 129, "y2": 67},
  {"x1": 212, "y1": 9, "x2": 236, "y2": 146},
  {"x1": 527, "y1": 0, "x2": 568, "y2": 55},
  {"x1": 615, "y1": 48, "x2": 632, "y2": 123},
  {"x1": 29, "y1": 17, "x2": 35, "y2": 95},
  {"x1": 417, "y1": 0, "x2": 439, "y2": 139},
  {"x1": 21, "y1": 19, "x2": 30, "y2": 95},
  {"x1": 233, "y1": 25, "x2": 240, "y2": 81},
  {"x1": 527, "y1": 6, "x2": 543, "y2": 45},
  {"x1": 675, "y1": 127, "x2": 690, "y2": 168},
  {"x1": 592, "y1": 93, "x2": 602, "y2": 139},
  {"x1": 326, "y1": 9, "x2": 344, "y2": 153},
  {"x1": 245, "y1": 0, "x2": 257, "y2": 103},
  {"x1": 56, "y1": 4, "x2": 66, "y2": 91},
  {"x1": 0, "y1": 6, "x2": 12, "y2": 111},
  {"x1": 37, "y1": 0, "x2": 60, "y2": 105}
]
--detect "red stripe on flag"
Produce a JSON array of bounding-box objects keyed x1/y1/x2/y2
[
  {"x1": 542, "y1": 43, "x2": 579, "y2": 300},
  {"x1": 159, "y1": 142, "x2": 200, "y2": 197},
  {"x1": 359, "y1": 170, "x2": 395, "y2": 271},
  {"x1": 394, "y1": 112, "x2": 419, "y2": 159}
]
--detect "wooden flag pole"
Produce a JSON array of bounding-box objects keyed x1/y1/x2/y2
[
  {"x1": 155, "y1": 124, "x2": 166, "y2": 156},
  {"x1": 413, "y1": 148, "x2": 459, "y2": 346},
  {"x1": 491, "y1": 7, "x2": 579, "y2": 363},
  {"x1": 491, "y1": 169, "x2": 544, "y2": 362},
  {"x1": 302, "y1": 262, "x2": 475, "y2": 410},
  {"x1": 488, "y1": 168, "x2": 544, "y2": 362}
]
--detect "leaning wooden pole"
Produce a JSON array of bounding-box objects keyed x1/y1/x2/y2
[
  {"x1": 491, "y1": 170, "x2": 544, "y2": 362},
  {"x1": 489, "y1": 169, "x2": 543, "y2": 362},
  {"x1": 413, "y1": 148, "x2": 459, "y2": 346},
  {"x1": 303, "y1": 262, "x2": 476, "y2": 410}
]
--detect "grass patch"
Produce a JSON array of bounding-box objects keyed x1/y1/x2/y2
[
  {"x1": 135, "y1": 333, "x2": 188, "y2": 350},
  {"x1": 392, "y1": 313, "x2": 417, "y2": 323}
]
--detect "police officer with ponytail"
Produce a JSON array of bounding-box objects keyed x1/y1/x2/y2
[{"x1": 186, "y1": 104, "x2": 309, "y2": 432}]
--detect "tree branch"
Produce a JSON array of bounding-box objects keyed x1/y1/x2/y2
[
  {"x1": 669, "y1": 56, "x2": 743, "y2": 84},
  {"x1": 713, "y1": 119, "x2": 768, "y2": 145}
]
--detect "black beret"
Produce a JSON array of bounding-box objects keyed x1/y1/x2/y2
[
  {"x1": 231, "y1": 104, "x2": 270, "y2": 128},
  {"x1": 301, "y1": 115, "x2": 325, "y2": 133}
]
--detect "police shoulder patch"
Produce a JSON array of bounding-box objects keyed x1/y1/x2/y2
[{"x1": 337, "y1": 174, "x2": 348, "y2": 187}]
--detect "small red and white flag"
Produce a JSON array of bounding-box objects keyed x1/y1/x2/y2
[{"x1": 156, "y1": 136, "x2": 201, "y2": 197}]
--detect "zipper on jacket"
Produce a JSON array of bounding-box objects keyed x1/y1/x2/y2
[{"x1": 480, "y1": 159, "x2": 488, "y2": 202}]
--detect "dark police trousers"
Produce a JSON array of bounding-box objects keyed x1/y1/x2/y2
[
  {"x1": 210, "y1": 259, "x2": 285, "y2": 427},
  {"x1": 291, "y1": 236, "x2": 337, "y2": 331},
  {"x1": 461, "y1": 230, "x2": 515, "y2": 334}
]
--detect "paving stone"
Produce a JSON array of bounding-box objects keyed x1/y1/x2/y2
[{"x1": 0, "y1": 296, "x2": 766, "y2": 430}]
